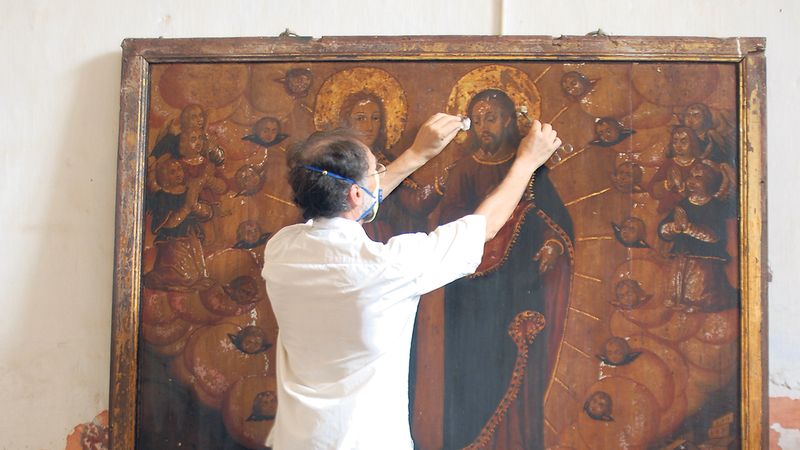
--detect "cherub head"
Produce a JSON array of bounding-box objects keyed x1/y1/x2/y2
[
  {"x1": 155, "y1": 157, "x2": 186, "y2": 193},
  {"x1": 256, "y1": 117, "x2": 281, "y2": 143},
  {"x1": 612, "y1": 217, "x2": 649, "y2": 248},
  {"x1": 610, "y1": 161, "x2": 644, "y2": 193},
  {"x1": 233, "y1": 220, "x2": 271, "y2": 249},
  {"x1": 247, "y1": 391, "x2": 278, "y2": 421},
  {"x1": 283, "y1": 68, "x2": 313, "y2": 97},
  {"x1": 560, "y1": 71, "x2": 595, "y2": 100},
  {"x1": 597, "y1": 337, "x2": 641, "y2": 366},
  {"x1": 243, "y1": 117, "x2": 289, "y2": 148},
  {"x1": 229, "y1": 325, "x2": 272, "y2": 355},
  {"x1": 584, "y1": 391, "x2": 614, "y2": 421},
  {"x1": 591, "y1": 117, "x2": 634, "y2": 147},
  {"x1": 611, "y1": 278, "x2": 652, "y2": 309},
  {"x1": 223, "y1": 275, "x2": 261, "y2": 305}
]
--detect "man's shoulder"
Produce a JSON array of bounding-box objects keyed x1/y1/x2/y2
[
  {"x1": 271, "y1": 222, "x2": 310, "y2": 238},
  {"x1": 273, "y1": 222, "x2": 310, "y2": 235},
  {"x1": 264, "y1": 221, "x2": 383, "y2": 265},
  {"x1": 264, "y1": 223, "x2": 310, "y2": 253}
]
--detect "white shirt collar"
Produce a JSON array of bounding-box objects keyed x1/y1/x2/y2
[{"x1": 310, "y1": 216, "x2": 365, "y2": 233}]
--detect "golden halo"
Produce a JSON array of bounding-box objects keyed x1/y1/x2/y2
[
  {"x1": 313, "y1": 67, "x2": 407, "y2": 149},
  {"x1": 446, "y1": 64, "x2": 542, "y2": 144}
]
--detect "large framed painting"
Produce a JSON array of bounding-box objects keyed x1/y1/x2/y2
[{"x1": 110, "y1": 36, "x2": 767, "y2": 449}]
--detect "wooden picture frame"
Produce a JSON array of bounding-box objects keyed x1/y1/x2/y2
[{"x1": 111, "y1": 35, "x2": 767, "y2": 449}]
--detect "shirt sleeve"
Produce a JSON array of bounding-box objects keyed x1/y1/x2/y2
[{"x1": 383, "y1": 214, "x2": 486, "y2": 297}]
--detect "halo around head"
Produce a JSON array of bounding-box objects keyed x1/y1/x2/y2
[
  {"x1": 314, "y1": 67, "x2": 408, "y2": 149},
  {"x1": 446, "y1": 64, "x2": 542, "y2": 144}
]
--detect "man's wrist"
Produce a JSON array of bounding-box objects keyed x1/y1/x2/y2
[
  {"x1": 509, "y1": 154, "x2": 539, "y2": 179},
  {"x1": 399, "y1": 146, "x2": 431, "y2": 171}
]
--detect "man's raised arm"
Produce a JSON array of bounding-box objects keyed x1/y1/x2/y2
[{"x1": 381, "y1": 113, "x2": 464, "y2": 196}]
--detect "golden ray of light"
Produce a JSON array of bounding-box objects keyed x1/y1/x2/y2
[
  {"x1": 564, "y1": 188, "x2": 612, "y2": 207},
  {"x1": 569, "y1": 306, "x2": 602, "y2": 321},
  {"x1": 574, "y1": 272, "x2": 602, "y2": 283},
  {"x1": 551, "y1": 145, "x2": 587, "y2": 168},
  {"x1": 544, "y1": 418, "x2": 558, "y2": 434},
  {"x1": 549, "y1": 105, "x2": 570, "y2": 123},
  {"x1": 563, "y1": 341, "x2": 594, "y2": 359},
  {"x1": 265, "y1": 194, "x2": 297, "y2": 208},
  {"x1": 576, "y1": 236, "x2": 614, "y2": 242},
  {"x1": 553, "y1": 376, "x2": 579, "y2": 400},
  {"x1": 533, "y1": 65, "x2": 552, "y2": 84}
]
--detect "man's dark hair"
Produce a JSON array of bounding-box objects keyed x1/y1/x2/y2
[
  {"x1": 467, "y1": 89, "x2": 522, "y2": 147},
  {"x1": 287, "y1": 129, "x2": 370, "y2": 220}
]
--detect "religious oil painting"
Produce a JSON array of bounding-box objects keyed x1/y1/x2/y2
[{"x1": 111, "y1": 36, "x2": 767, "y2": 450}]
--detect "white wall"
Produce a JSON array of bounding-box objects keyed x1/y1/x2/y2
[{"x1": 0, "y1": 1, "x2": 794, "y2": 448}]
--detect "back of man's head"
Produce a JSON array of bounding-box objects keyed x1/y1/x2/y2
[{"x1": 287, "y1": 129, "x2": 369, "y2": 220}]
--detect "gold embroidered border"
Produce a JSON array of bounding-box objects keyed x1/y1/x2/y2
[
  {"x1": 471, "y1": 152, "x2": 515, "y2": 166},
  {"x1": 463, "y1": 311, "x2": 546, "y2": 450},
  {"x1": 469, "y1": 202, "x2": 535, "y2": 278}
]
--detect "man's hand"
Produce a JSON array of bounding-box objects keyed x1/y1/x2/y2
[
  {"x1": 408, "y1": 113, "x2": 464, "y2": 162},
  {"x1": 382, "y1": 114, "x2": 463, "y2": 197},
  {"x1": 516, "y1": 120, "x2": 561, "y2": 168},
  {"x1": 667, "y1": 166, "x2": 684, "y2": 192},
  {"x1": 533, "y1": 242, "x2": 560, "y2": 273},
  {"x1": 673, "y1": 206, "x2": 689, "y2": 232}
]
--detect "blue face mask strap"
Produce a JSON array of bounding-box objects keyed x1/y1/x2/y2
[
  {"x1": 355, "y1": 187, "x2": 384, "y2": 222},
  {"x1": 301, "y1": 165, "x2": 377, "y2": 199}
]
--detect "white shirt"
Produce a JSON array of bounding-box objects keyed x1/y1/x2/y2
[{"x1": 261, "y1": 214, "x2": 486, "y2": 450}]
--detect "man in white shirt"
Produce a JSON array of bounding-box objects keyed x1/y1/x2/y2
[{"x1": 262, "y1": 113, "x2": 561, "y2": 449}]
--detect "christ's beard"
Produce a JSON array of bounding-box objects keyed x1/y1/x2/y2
[{"x1": 478, "y1": 133, "x2": 503, "y2": 154}]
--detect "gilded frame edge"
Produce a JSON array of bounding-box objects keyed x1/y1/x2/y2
[{"x1": 110, "y1": 35, "x2": 768, "y2": 449}]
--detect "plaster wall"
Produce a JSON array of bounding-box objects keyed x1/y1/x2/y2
[{"x1": 0, "y1": 1, "x2": 795, "y2": 448}]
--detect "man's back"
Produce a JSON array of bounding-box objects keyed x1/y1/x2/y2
[{"x1": 262, "y1": 215, "x2": 485, "y2": 449}]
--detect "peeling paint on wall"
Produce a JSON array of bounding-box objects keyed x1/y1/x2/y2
[
  {"x1": 770, "y1": 397, "x2": 800, "y2": 450},
  {"x1": 65, "y1": 410, "x2": 108, "y2": 450}
]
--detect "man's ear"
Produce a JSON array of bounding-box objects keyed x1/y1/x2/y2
[{"x1": 346, "y1": 183, "x2": 361, "y2": 208}]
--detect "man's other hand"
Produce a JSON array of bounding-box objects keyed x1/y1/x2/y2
[
  {"x1": 408, "y1": 113, "x2": 464, "y2": 161},
  {"x1": 517, "y1": 120, "x2": 561, "y2": 168}
]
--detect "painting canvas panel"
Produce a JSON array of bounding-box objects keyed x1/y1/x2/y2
[{"x1": 110, "y1": 36, "x2": 766, "y2": 450}]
